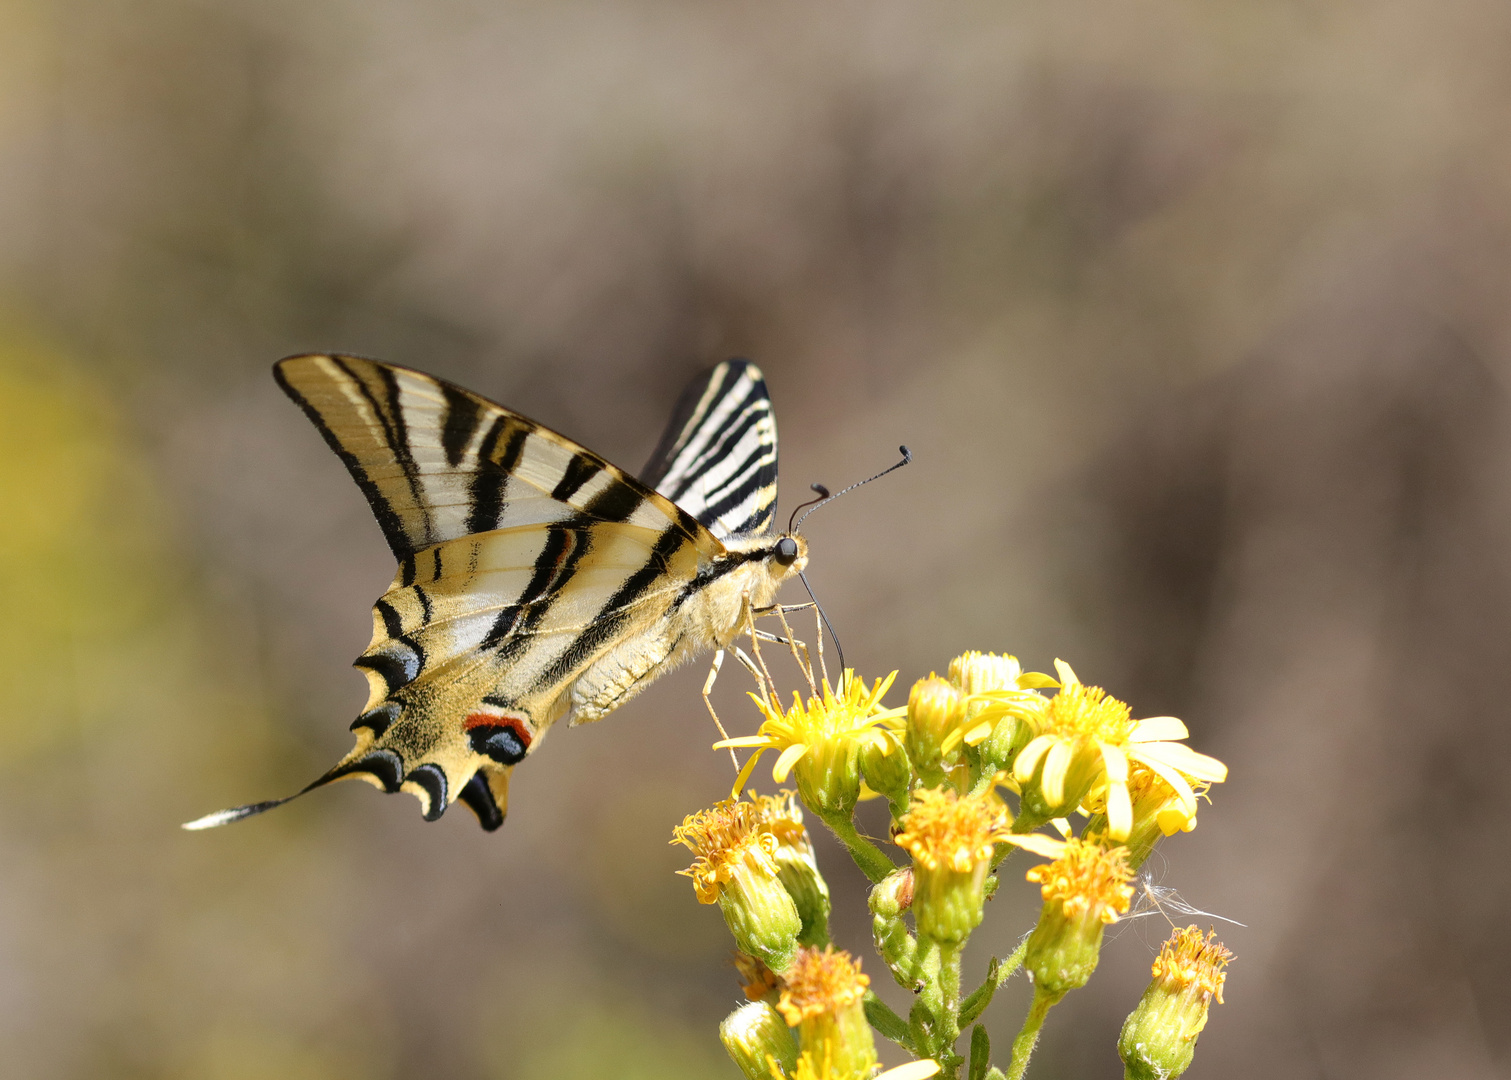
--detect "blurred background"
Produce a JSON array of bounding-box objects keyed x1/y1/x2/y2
[{"x1": 3, "y1": 1, "x2": 1511, "y2": 1077}]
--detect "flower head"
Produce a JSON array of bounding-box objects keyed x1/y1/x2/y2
[
  {"x1": 1012, "y1": 661, "x2": 1226, "y2": 839},
  {"x1": 893, "y1": 785, "x2": 1013, "y2": 942},
  {"x1": 672, "y1": 797, "x2": 801, "y2": 970},
  {"x1": 777, "y1": 947, "x2": 876, "y2": 1079},
  {"x1": 1119, "y1": 927, "x2": 1234, "y2": 1079},
  {"x1": 1004, "y1": 832, "x2": 1135, "y2": 994},
  {"x1": 717, "y1": 672, "x2": 901, "y2": 817}
]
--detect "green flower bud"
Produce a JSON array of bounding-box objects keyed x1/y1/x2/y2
[
  {"x1": 861, "y1": 730, "x2": 913, "y2": 812},
  {"x1": 1119, "y1": 927, "x2": 1232, "y2": 1080},
  {"x1": 867, "y1": 868, "x2": 915, "y2": 918},
  {"x1": 906, "y1": 676, "x2": 965, "y2": 780},
  {"x1": 771, "y1": 826, "x2": 831, "y2": 948},
  {"x1": 720, "y1": 1000, "x2": 797, "y2": 1080}
]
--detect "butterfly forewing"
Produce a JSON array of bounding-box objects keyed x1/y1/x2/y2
[
  {"x1": 640, "y1": 358, "x2": 778, "y2": 539},
  {"x1": 275, "y1": 354, "x2": 706, "y2": 558}
]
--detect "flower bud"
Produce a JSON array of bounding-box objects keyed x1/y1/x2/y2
[
  {"x1": 906, "y1": 676, "x2": 965, "y2": 779},
  {"x1": 762, "y1": 799, "x2": 831, "y2": 947},
  {"x1": 860, "y1": 731, "x2": 912, "y2": 811},
  {"x1": 949, "y1": 651, "x2": 1024, "y2": 698},
  {"x1": 721, "y1": 1000, "x2": 797, "y2": 1080},
  {"x1": 893, "y1": 787, "x2": 1012, "y2": 944},
  {"x1": 777, "y1": 947, "x2": 877, "y2": 1080},
  {"x1": 673, "y1": 799, "x2": 802, "y2": 971},
  {"x1": 867, "y1": 868, "x2": 915, "y2": 918},
  {"x1": 1118, "y1": 927, "x2": 1232, "y2": 1080}
]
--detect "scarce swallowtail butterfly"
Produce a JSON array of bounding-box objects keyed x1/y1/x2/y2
[{"x1": 186, "y1": 355, "x2": 803, "y2": 832}]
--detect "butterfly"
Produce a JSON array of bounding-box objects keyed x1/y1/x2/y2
[{"x1": 185, "y1": 354, "x2": 809, "y2": 832}]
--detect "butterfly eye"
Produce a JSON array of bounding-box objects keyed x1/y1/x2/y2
[{"x1": 773, "y1": 536, "x2": 799, "y2": 566}]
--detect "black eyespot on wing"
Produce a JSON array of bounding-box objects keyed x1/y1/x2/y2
[
  {"x1": 774, "y1": 536, "x2": 799, "y2": 566},
  {"x1": 329, "y1": 749, "x2": 405, "y2": 792},
  {"x1": 350, "y1": 701, "x2": 402, "y2": 737},
  {"x1": 468, "y1": 724, "x2": 529, "y2": 765},
  {"x1": 459, "y1": 773, "x2": 505, "y2": 831},
  {"x1": 406, "y1": 763, "x2": 449, "y2": 821}
]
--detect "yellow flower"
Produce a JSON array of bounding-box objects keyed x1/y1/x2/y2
[
  {"x1": 893, "y1": 785, "x2": 1014, "y2": 942},
  {"x1": 1003, "y1": 832, "x2": 1135, "y2": 994},
  {"x1": 672, "y1": 797, "x2": 801, "y2": 970},
  {"x1": 1119, "y1": 927, "x2": 1234, "y2": 1079},
  {"x1": 1012, "y1": 661, "x2": 1226, "y2": 840},
  {"x1": 776, "y1": 947, "x2": 877, "y2": 1079},
  {"x1": 717, "y1": 671, "x2": 902, "y2": 817},
  {"x1": 1085, "y1": 766, "x2": 1215, "y2": 869}
]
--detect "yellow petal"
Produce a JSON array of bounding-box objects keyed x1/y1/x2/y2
[
  {"x1": 772, "y1": 743, "x2": 809, "y2": 782},
  {"x1": 1136, "y1": 741, "x2": 1228, "y2": 783},
  {"x1": 713, "y1": 736, "x2": 775, "y2": 749},
  {"x1": 730, "y1": 748, "x2": 766, "y2": 798},
  {"x1": 1106, "y1": 777, "x2": 1133, "y2": 841},
  {"x1": 1129, "y1": 716, "x2": 1188, "y2": 742},
  {"x1": 877, "y1": 1062, "x2": 942, "y2": 1080},
  {"x1": 1098, "y1": 740, "x2": 1129, "y2": 783},
  {"x1": 1001, "y1": 833, "x2": 1068, "y2": 858},
  {"x1": 1041, "y1": 740, "x2": 1073, "y2": 807},
  {"x1": 1018, "y1": 671, "x2": 1060, "y2": 689},
  {"x1": 962, "y1": 720, "x2": 994, "y2": 746},
  {"x1": 1053, "y1": 658, "x2": 1079, "y2": 687},
  {"x1": 1050, "y1": 817, "x2": 1072, "y2": 838},
  {"x1": 1014, "y1": 734, "x2": 1055, "y2": 784}
]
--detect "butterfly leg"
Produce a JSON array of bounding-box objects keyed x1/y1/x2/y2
[{"x1": 702, "y1": 650, "x2": 742, "y2": 770}]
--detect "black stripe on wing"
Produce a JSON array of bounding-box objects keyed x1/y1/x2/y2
[
  {"x1": 274, "y1": 354, "x2": 714, "y2": 561},
  {"x1": 640, "y1": 358, "x2": 779, "y2": 539}
]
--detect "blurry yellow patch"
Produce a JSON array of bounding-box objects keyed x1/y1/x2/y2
[{"x1": 0, "y1": 326, "x2": 168, "y2": 760}]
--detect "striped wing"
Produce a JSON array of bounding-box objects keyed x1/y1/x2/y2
[
  {"x1": 275, "y1": 354, "x2": 710, "y2": 557},
  {"x1": 190, "y1": 354, "x2": 726, "y2": 832},
  {"x1": 640, "y1": 358, "x2": 779, "y2": 539}
]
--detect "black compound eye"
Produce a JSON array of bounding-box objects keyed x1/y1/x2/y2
[{"x1": 773, "y1": 536, "x2": 799, "y2": 566}]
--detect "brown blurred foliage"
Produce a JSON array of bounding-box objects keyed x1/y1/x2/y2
[{"x1": 2, "y1": 1, "x2": 1510, "y2": 1077}]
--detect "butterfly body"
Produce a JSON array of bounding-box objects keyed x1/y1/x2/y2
[{"x1": 188, "y1": 353, "x2": 800, "y2": 832}]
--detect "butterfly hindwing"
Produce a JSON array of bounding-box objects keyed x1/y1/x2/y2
[{"x1": 640, "y1": 358, "x2": 778, "y2": 539}]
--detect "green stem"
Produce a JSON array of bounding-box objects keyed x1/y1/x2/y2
[
  {"x1": 1005, "y1": 987, "x2": 1063, "y2": 1080},
  {"x1": 818, "y1": 810, "x2": 897, "y2": 883},
  {"x1": 934, "y1": 939, "x2": 965, "y2": 1078}
]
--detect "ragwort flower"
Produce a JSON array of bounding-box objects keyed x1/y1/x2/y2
[
  {"x1": 1013, "y1": 661, "x2": 1226, "y2": 839},
  {"x1": 1003, "y1": 832, "x2": 1135, "y2": 995},
  {"x1": 893, "y1": 785, "x2": 1014, "y2": 942},
  {"x1": 672, "y1": 797, "x2": 801, "y2": 971},
  {"x1": 1119, "y1": 926, "x2": 1234, "y2": 1080},
  {"x1": 777, "y1": 946, "x2": 876, "y2": 1080},
  {"x1": 717, "y1": 671, "x2": 901, "y2": 818}
]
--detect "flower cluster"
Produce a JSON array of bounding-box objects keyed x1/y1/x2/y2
[{"x1": 679, "y1": 644, "x2": 1234, "y2": 1080}]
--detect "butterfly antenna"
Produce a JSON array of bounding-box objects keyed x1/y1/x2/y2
[
  {"x1": 798, "y1": 570, "x2": 845, "y2": 676},
  {"x1": 793, "y1": 446, "x2": 911, "y2": 533},
  {"x1": 788, "y1": 484, "x2": 831, "y2": 533}
]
